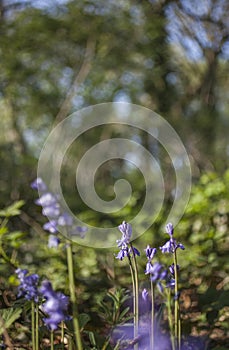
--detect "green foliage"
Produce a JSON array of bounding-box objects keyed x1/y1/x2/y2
[
  {"x1": 0, "y1": 0, "x2": 228, "y2": 347},
  {"x1": 0, "y1": 200, "x2": 25, "y2": 217},
  {"x1": 0, "y1": 0, "x2": 228, "y2": 210},
  {"x1": 0, "y1": 307, "x2": 22, "y2": 335},
  {"x1": 98, "y1": 288, "x2": 131, "y2": 327},
  {"x1": 178, "y1": 170, "x2": 229, "y2": 280},
  {"x1": 0, "y1": 201, "x2": 26, "y2": 269}
]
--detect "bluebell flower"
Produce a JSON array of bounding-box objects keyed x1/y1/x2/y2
[
  {"x1": 142, "y1": 288, "x2": 149, "y2": 301},
  {"x1": 58, "y1": 212, "x2": 73, "y2": 226},
  {"x1": 31, "y1": 177, "x2": 47, "y2": 192},
  {"x1": 169, "y1": 263, "x2": 180, "y2": 276},
  {"x1": 42, "y1": 203, "x2": 61, "y2": 219},
  {"x1": 43, "y1": 220, "x2": 58, "y2": 234},
  {"x1": 16, "y1": 269, "x2": 39, "y2": 302},
  {"x1": 35, "y1": 192, "x2": 58, "y2": 207},
  {"x1": 116, "y1": 221, "x2": 132, "y2": 247},
  {"x1": 116, "y1": 246, "x2": 129, "y2": 260},
  {"x1": 159, "y1": 268, "x2": 168, "y2": 280},
  {"x1": 160, "y1": 239, "x2": 185, "y2": 254},
  {"x1": 145, "y1": 245, "x2": 157, "y2": 261},
  {"x1": 160, "y1": 240, "x2": 174, "y2": 254},
  {"x1": 145, "y1": 262, "x2": 163, "y2": 282},
  {"x1": 165, "y1": 222, "x2": 174, "y2": 237},
  {"x1": 145, "y1": 261, "x2": 154, "y2": 275},
  {"x1": 40, "y1": 280, "x2": 70, "y2": 331},
  {"x1": 35, "y1": 192, "x2": 61, "y2": 219},
  {"x1": 131, "y1": 246, "x2": 140, "y2": 257},
  {"x1": 31, "y1": 178, "x2": 87, "y2": 246},
  {"x1": 177, "y1": 242, "x2": 185, "y2": 250},
  {"x1": 116, "y1": 222, "x2": 139, "y2": 261},
  {"x1": 160, "y1": 223, "x2": 185, "y2": 254},
  {"x1": 166, "y1": 278, "x2": 175, "y2": 289},
  {"x1": 48, "y1": 235, "x2": 60, "y2": 248}
]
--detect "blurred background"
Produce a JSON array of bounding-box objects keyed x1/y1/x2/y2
[
  {"x1": 0, "y1": 0, "x2": 229, "y2": 205},
  {"x1": 0, "y1": 0, "x2": 228, "y2": 347}
]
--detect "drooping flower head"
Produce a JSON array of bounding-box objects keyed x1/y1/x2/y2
[
  {"x1": 31, "y1": 178, "x2": 87, "y2": 247},
  {"x1": 142, "y1": 288, "x2": 149, "y2": 301},
  {"x1": 117, "y1": 221, "x2": 132, "y2": 247},
  {"x1": 16, "y1": 269, "x2": 39, "y2": 302},
  {"x1": 116, "y1": 244, "x2": 129, "y2": 260},
  {"x1": 145, "y1": 261, "x2": 166, "y2": 282},
  {"x1": 31, "y1": 177, "x2": 47, "y2": 192},
  {"x1": 40, "y1": 280, "x2": 70, "y2": 331},
  {"x1": 165, "y1": 222, "x2": 174, "y2": 237},
  {"x1": 145, "y1": 245, "x2": 157, "y2": 261},
  {"x1": 48, "y1": 235, "x2": 60, "y2": 248},
  {"x1": 116, "y1": 221, "x2": 140, "y2": 260},
  {"x1": 160, "y1": 223, "x2": 185, "y2": 254},
  {"x1": 43, "y1": 220, "x2": 58, "y2": 234},
  {"x1": 169, "y1": 263, "x2": 180, "y2": 276}
]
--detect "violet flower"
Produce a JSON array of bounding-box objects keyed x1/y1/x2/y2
[
  {"x1": 144, "y1": 245, "x2": 168, "y2": 291},
  {"x1": 169, "y1": 263, "x2": 180, "y2": 276},
  {"x1": 16, "y1": 269, "x2": 39, "y2": 302},
  {"x1": 43, "y1": 220, "x2": 58, "y2": 234},
  {"x1": 31, "y1": 177, "x2": 87, "y2": 247},
  {"x1": 160, "y1": 223, "x2": 185, "y2": 254},
  {"x1": 48, "y1": 235, "x2": 60, "y2": 248},
  {"x1": 40, "y1": 280, "x2": 70, "y2": 331},
  {"x1": 116, "y1": 222, "x2": 140, "y2": 260},
  {"x1": 145, "y1": 261, "x2": 164, "y2": 282},
  {"x1": 116, "y1": 221, "x2": 132, "y2": 247},
  {"x1": 145, "y1": 245, "x2": 157, "y2": 261},
  {"x1": 142, "y1": 288, "x2": 149, "y2": 301},
  {"x1": 31, "y1": 177, "x2": 47, "y2": 192}
]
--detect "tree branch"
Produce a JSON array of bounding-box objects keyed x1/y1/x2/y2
[{"x1": 54, "y1": 36, "x2": 96, "y2": 125}]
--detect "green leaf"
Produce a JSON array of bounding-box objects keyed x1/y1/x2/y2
[
  {"x1": 0, "y1": 201, "x2": 25, "y2": 218},
  {"x1": 119, "y1": 306, "x2": 130, "y2": 320},
  {"x1": 0, "y1": 307, "x2": 22, "y2": 334},
  {"x1": 5, "y1": 231, "x2": 27, "y2": 247},
  {"x1": 79, "y1": 313, "x2": 90, "y2": 329},
  {"x1": 88, "y1": 331, "x2": 97, "y2": 347},
  {"x1": 0, "y1": 226, "x2": 8, "y2": 236},
  {"x1": 107, "y1": 292, "x2": 118, "y2": 303}
]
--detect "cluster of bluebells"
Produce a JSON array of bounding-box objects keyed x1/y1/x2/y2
[
  {"x1": 40, "y1": 280, "x2": 70, "y2": 331},
  {"x1": 16, "y1": 269, "x2": 70, "y2": 331},
  {"x1": 116, "y1": 221, "x2": 140, "y2": 260},
  {"x1": 31, "y1": 177, "x2": 87, "y2": 247},
  {"x1": 144, "y1": 245, "x2": 168, "y2": 292},
  {"x1": 115, "y1": 222, "x2": 185, "y2": 301},
  {"x1": 142, "y1": 223, "x2": 185, "y2": 297},
  {"x1": 16, "y1": 269, "x2": 39, "y2": 302}
]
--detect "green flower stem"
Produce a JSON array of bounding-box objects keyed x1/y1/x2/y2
[
  {"x1": 31, "y1": 301, "x2": 35, "y2": 350},
  {"x1": 166, "y1": 289, "x2": 175, "y2": 350},
  {"x1": 129, "y1": 244, "x2": 139, "y2": 350},
  {"x1": 150, "y1": 280, "x2": 155, "y2": 350},
  {"x1": 69, "y1": 336, "x2": 73, "y2": 350},
  {"x1": 50, "y1": 330, "x2": 54, "y2": 350},
  {"x1": 66, "y1": 240, "x2": 83, "y2": 350},
  {"x1": 127, "y1": 255, "x2": 136, "y2": 330},
  {"x1": 35, "y1": 303, "x2": 39, "y2": 350},
  {"x1": 130, "y1": 244, "x2": 139, "y2": 332},
  {"x1": 127, "y1": 254, "x2": 139, "y2": 350},
  {"x1": 173, "y1": 250, "x2": 181, "y2": 350},
  {"x1": 61, "y1": 321, "x2": 65, "y2": 349}
]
